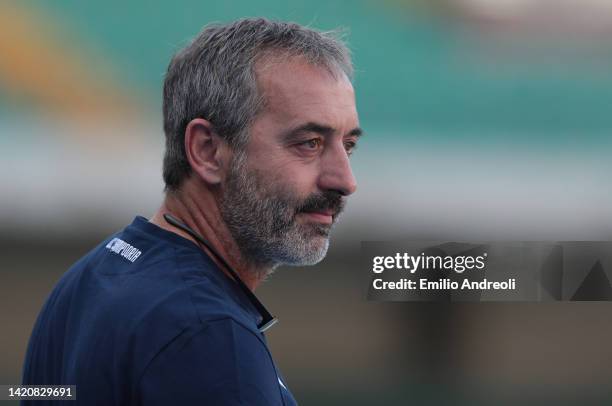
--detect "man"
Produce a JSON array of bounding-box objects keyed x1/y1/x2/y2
[{"x1": 22, "y1": 18, "x2": 361, "y2": 405}]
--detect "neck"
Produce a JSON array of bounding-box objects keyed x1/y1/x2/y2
[{"x1": 149, "y1": 182, "x2": 270, "y2": 291}]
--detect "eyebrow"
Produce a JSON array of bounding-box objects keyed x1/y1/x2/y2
[{"x1": 281, "y1": 121, "x2": 364, "y2": 141}]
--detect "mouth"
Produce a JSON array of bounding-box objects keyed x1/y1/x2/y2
[{"x1": 299, "y1": 209, "x2": 334, "y2": 225}]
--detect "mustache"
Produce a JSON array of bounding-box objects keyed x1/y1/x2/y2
[{"x1": 296, "y1": 191, "x2": 345, "y2": 216}]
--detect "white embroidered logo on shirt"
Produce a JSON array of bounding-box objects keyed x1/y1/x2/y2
[{"x1": 105, "y1": 238, "x2": 142, "y2": 263}]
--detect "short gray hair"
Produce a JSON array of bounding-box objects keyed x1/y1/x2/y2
[{"x1": 162, "y1": 17, "x2": 353, "y2": 192}]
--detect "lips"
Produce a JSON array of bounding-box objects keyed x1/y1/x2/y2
[
  {"x1": 300, "y1": 209, "x2": 334, "y2": 224},
  {"x1": 297, "y1": 191, "x2": 345, "y2": 225}
]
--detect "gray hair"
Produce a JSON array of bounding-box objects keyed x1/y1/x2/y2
[{"x1": 162, "y1": 17, "x2": 353, "y2": 191}]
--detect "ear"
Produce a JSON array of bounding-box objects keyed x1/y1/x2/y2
[{"x1": 184, "y1": 118, "x2": 229, "y2": 185}]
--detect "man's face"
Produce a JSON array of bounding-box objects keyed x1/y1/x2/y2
[{"x1": 220, "y1": 58, "x2": 360, "y2": 270}]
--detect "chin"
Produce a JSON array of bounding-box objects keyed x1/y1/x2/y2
[
  {"x1": 274, "y1": 226, "x2": 331, "y2": 266},
  {"x1": 297, "y1": 236, "x2": 330, "y2": 266}
]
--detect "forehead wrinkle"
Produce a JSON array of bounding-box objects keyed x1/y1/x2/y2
[{"x1": 256, "y1": 57, "x2": 350, "y2": 112}]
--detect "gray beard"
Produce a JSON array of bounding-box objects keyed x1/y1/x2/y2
[{"x1": 219, "y1": 151, "x2": 332, "y2": 276}]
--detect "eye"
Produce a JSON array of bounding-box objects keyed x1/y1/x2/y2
[
  {"x1": 344, "y1": 140, "x2": 357, "y2": 156},
  {"x1": 298, "y1": 138, "x2": 322, "y2": 150}
]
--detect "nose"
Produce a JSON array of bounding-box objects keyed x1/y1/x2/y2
[{"x1": 317, "y1": 141, "x2": 357, "y2": 196}]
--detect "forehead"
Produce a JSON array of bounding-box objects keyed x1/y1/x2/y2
[{"x1": 254, "y1": 57, "x2": 358, "y2": 128}]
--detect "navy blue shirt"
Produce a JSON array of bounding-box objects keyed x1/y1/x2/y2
[{"x1": 22, "y1": 216, "x2": 297, "y2": 405}]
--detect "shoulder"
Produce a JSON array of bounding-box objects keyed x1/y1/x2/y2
[
  {"x1": 42, "y1": 228, "x2": 262, "y2": 375},
  {"x1": 60, "y1": 224, "x2": 255, "y2": 332}
]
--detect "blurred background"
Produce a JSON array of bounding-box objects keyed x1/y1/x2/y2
[{"x1": 1, "y1": 0, "x2": 612, "y2": 404}]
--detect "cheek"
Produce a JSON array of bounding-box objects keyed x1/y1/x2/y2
[
  {"x1": 266, "y1": 161, "x2": 319, "y2": 199},
  {"x1": 246, "y1": 141, "x2": 321, "y2": 198},
  {"x1": 274, "y1": 159, "x2": 318, "y2": 190}
]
